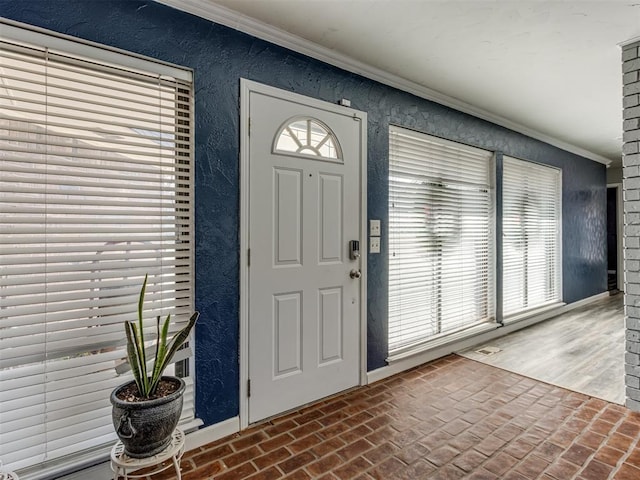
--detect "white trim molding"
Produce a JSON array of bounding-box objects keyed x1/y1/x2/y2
[
  {"x1": 157, "y1": 0, "x2": 610, "y2": 166},
  {"x1": 185, "y1": 416, "x2": 240, "y2": 451}
]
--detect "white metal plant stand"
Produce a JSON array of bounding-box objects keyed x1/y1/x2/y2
[
  {"x1": 0, "y1": 460, "x2": 19, "y2": 480},
  {"x1": 0, "y1": 471, "x2": 18, "y2": 479},
  {"x1": 110, "y1": 428, "x2": 184, "y2": 480}
]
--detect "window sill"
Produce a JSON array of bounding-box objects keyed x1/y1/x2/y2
[
  {"x1": 502, "y1": 302, "x2": 566, "y2": 325},
  {"x1": 386, "y1": 302, "x2": 567, "y2": 365},
  {"x1": 387, "y1": 321, "x2": 500, "y2": 364}
]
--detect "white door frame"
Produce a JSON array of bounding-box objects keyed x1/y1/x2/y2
[{"x1": 239, "y1": 78, "x2": 368, "y2": 429}]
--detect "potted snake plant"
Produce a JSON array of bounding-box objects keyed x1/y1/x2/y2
[{"x1": 110, "y1": 275, "x2": 199, "y2": 458}]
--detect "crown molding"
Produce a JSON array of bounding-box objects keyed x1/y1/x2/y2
[{"x1": 156, "y1": 0, "x2": 611, "y2": 166}]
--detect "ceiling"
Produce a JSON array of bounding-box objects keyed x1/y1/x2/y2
[{"x1": 163, "y1": 0, "x2": 640, "y2": 167}]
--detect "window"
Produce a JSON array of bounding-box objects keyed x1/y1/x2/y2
[
  {"x1": 0, "y1": 29, "x2": 195, "y2": 472},
  {"x1": 503, "y1": 156, "x2": 561, "y2": 316},
  {"x1": 388, "y1": 126, "x2": 495, "y2": 354},
  {"x1": 274, "y1": 117, "x2": 342, "y2": 161}
]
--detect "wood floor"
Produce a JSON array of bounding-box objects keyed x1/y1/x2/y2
[{"x1": 461, "y1": 294, "x2": 625, "y2": 404}]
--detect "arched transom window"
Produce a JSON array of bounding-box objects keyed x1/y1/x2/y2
[{"x1": 274, "y1": 117, "x2": 342, "y2": 162}]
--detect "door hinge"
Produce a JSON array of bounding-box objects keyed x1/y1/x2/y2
[
  {"x1": 248, "y1": 117, "x2": 251, "y2": 136},
  {"x1": 247, "y1": 379, "x2": 251, "y2": 397},
  {"x1": 247, "y1": 248, "x2": 251, "y2": 267}
]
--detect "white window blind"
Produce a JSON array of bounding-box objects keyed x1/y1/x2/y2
[
  {"x1": 0, "y1": 36, "x2": 195, "y2": 472},
  {"x1": 389, "y1": 126, "x2": 495, "y2": 354},
  {"x1": 503, "y1": 156, "x2": 561, "y2": 316}
]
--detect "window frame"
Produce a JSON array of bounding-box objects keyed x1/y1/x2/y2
[
  {"x1": 272, "y1": 115, "x2": 343, "y2": 162},
  {"x1": 0, "y1": 21, "x2": 198, "y2": 477},
  {"x1": 387, "y1": 125, "x2": 497, "y2": 356},
  {"x1": 502, "y1": 155, "x2": 563, "y2": 318}
]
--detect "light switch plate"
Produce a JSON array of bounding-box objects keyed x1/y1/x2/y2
[
  {"x1": 370, "y1": 236, "x2": 380, "y2": 254},
  {"x1": 370, "y1": 219, "x2": 381, "y2": 236}
]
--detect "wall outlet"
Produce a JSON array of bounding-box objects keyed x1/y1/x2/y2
[
  {"x1": 370, "y1": 236, "x2": 381, "y2": 254},
  {"x1": 369, "y1": 219, "x2": 381, "y2": 236}
]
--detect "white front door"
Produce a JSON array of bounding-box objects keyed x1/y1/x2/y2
[{"x1": 247, "y1": 83, "x2": 364, "y2": 423}]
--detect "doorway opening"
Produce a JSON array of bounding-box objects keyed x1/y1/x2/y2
[{"x1": 607, "y1": 184, "x2": 623, "y2": 293}]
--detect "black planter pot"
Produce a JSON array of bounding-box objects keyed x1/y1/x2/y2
[{"x1": 110, "y1": 376, "x2": 185, "y2": 458}]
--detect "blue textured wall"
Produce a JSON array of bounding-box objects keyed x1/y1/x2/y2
[{"x1": 1, "y1": 0, "x2": 607, "y2": 428}]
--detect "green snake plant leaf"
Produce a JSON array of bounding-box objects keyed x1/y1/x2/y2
[
  {"x1": 156, "y1": 311, "x2": 199, "y2": 377},
  {"x1": 137, "y1": 275, "x2": 148, "y2": 394},
  {"x1": 153, "y1": 315, "x2": 161, "y2": 373},
  {"x1": 148, "y1": 315, "x2": 162, "y2": 395},
  {"x1": 148, "y1": 313, "x2": 171, "y2": 395},
  {"x1": 124, "y1": 321, "x2": 144, "y2": 394}
]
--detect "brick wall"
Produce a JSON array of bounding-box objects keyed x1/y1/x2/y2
[{"x1": 623, "y1": 40, "x2": 640, "y2": 410}]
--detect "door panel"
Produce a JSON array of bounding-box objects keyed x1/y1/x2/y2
[
  {"x1": 248, "y1": 89, "x2": 362, "y2": 422},
  {"x1": 274, "y1": 168, "x2": 302, "y2": 266},
  {"x1": 319, "y1": 174, "x2": 343, "y2": 263},
  {"x1": 319, "y1": 287, "x2": 343, "y2": 364},
  {"x1": 273, "y1": 292, "x2": 302, "y2": 377}
]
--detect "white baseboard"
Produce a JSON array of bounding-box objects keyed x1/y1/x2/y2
[
  {"x1": 185, "y1": 416, "x2": 240, "y2": 451},
  {"x1": 367, "y1": 291, "x2": 609, "y2": 385},
  {"x1": 562, "y1": 291, "x2": 610, "y2": 309}
]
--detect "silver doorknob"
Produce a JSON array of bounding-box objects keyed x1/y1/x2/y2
[{"x1": 350, "y1": 269, "x2": 362, "y2": 279}]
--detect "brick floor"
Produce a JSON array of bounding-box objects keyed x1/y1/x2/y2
[{"x1": 136, "y1": 355, "x2": 640, "y2": 479}]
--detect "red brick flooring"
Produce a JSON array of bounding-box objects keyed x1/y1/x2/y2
[{"x1": 139, "y1": 355, "x2": 640, "y2": 479}]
